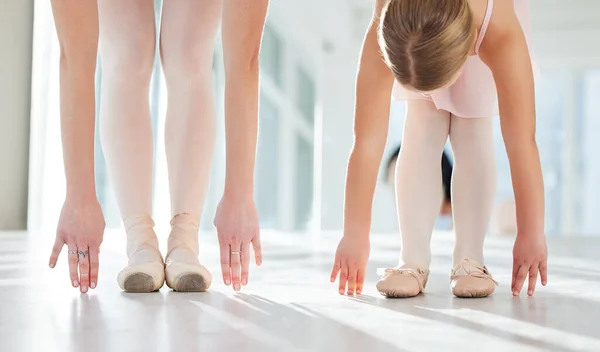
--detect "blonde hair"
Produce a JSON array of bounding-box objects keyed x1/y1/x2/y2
[{"x1": 378, "y1": 0, "x2": 476, "y2": 92}]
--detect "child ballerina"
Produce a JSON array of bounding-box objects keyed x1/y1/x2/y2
[{"x1": 330, "y1": 0, "x2": 547, "y2": 298}]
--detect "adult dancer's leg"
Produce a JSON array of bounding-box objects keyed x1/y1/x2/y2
[
  {"x1": 98, "y1": 0, "x2": 163, "y2": 292},
  {"x1": 160, "y1": 0, "x2": 222, "y2": 291}
]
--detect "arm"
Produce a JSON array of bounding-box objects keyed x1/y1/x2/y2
[
  {"x1": 331, "y1": 0, "x2": 395, "y2": 295},
  {"x1": 60, "y1": 71, "x2": 97, "y2": 200},
  {"x1": 215, "y1": 0, "x2": 269, "y2": 292},
  {"x1": 344, "y1": 0, "x2": 395, "y2": 240},
  {"x1": 221, "y1": 0, "x2": 268, "y2": 198},
  {"x1": 56, "y1": 8, "x2": 98, "y2": 201},
  {"x1": 480, "y1": 1, "x2": 547, "y2": 296},
  {"x1": 49, "y1": 0, "x2": 105, "y2": 293}
]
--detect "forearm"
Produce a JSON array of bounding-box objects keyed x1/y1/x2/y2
[
  {"x1": 221, "y1": 0, "x2": 268, "y2": 198},
  {"x1": 51, "y1": 0, "x2": 99, "y2": 200},
  {"x1": 505, "y1": 139, "x2": 545, "y2": 236},
  {"x1": 58, "y1": 48, "x2": 98, "y2": 200},
  {"x1": 343, "y1": 144, "x2": 386, "y2": 238},
  {"x1": 222, "y1": 71, "x2": 259, "y2": 198},
  {"x1": 60, "y1": 62, "x2": 97, "y2": 199},
  {"x1": 343, "y1": 76, "x2": 391, "y2": 238}
]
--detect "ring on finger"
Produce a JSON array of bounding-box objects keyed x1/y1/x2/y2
[{"x1": 231, "y1": 251, "x2": 241, "y2": 255}]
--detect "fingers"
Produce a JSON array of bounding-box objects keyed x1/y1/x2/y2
[
  {"x1": 89, "y1": 246, "x2": 99, "y2": 289},
  {"x1": 49, "y1": 237, "x2": 64, "y2": 269},
  {"x1": 218, "y1": 237, "x2": 231, "y2": 286},
  {"x1": 77, "y1": 246, "x2": 90, "y2": 293},
  {"x1": 241, "y1": 242, "x2": 250, "y2": 286},
  {"x1": 527, "y1": 261, "x2": 539, "y2": 296},
  {"x1": 347, "y1": 265, "x2": 357, "y2": 295},
  {"x1": 230, "y1": 242, "x2": 242, "y2": 292},
  {"x1": 356, "y1": 269, "x2": 365, "y2": 295},
  {"x1": 333, "y1": 261, "x2": 365, "y2": 296},
  {"x1": 512, "y1": 265, "x2": 529, "y2": 296},
  {"x1": 511, "y1": 260, "x2": 519, "y2": 291},
  {"x1": 252, "y1": 234, "x2": 262, "y2": 266},
  {"x1": 67, "y1": 243, "x2": 79, "y2": 288},
  {"x1": 540, "y1": 260, "x2": 548, "y2": 286},
  {"x1": 338, "y1": 265, "x2": 348, "y2": 295},
  {"x1": 330, "y1": 260, "x2": 341, "y2": 283}
]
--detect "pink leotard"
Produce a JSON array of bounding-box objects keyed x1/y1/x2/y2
[{"x1": 392, "y1": 0, "x2": 533, "y2": 118}]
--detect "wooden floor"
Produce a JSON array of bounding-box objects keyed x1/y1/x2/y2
[{"x1": 1, "y1": 229, "x2": 599, "y2": 352}]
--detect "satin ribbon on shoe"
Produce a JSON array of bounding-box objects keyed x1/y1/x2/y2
[
  {"x1": 451, "y1": 258, "x2": 498, "y2": 285},
  {"x1": 378, "y1": 267, "x2": 427, "y2": 292}
]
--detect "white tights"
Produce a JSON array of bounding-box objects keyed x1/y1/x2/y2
[
  {"x1": 98, "y1": 0, "x2": 222, "y2": 241},
  {"x1": 396, "y1": 100, "x2": 497, "y2": 269}
]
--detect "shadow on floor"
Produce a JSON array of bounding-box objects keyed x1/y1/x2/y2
[
  {"x1": 181, "y1": 291, "x2": 407, "y2": 352},
  {"x1": 349, "y1": 293, "x2": 599, "y2": 352}
]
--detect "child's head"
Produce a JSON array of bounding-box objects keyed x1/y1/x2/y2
[{"x1": 379, "y1": 0, "x2": 476, "y2": 92}]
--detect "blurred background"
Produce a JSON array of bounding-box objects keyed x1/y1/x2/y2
[{"x1": 2, "y1": 0, "x2": 600, "y2": 238}]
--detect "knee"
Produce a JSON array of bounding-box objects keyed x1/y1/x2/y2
[
  {"x1": 452, "y1": 147, "x2": 497, "y2": 184},
  {"x1": 100, "y1": 34, "x2": 155, "y2": 78},
  {"x1": 223, "y1": 42, "x2": 260, "y2": 74},
  {"x1": 400, "y1": 136, "x2": 446, "y2": 162},
  {"x1": 452, "y1": 141, "x2": 495, "y2": 167},
  {"x1": 58, "y1": 37, "x2": 98, "y2": 74},
  {"x1": 161, "y1": 41, "x2": 213, "y2": 77}
]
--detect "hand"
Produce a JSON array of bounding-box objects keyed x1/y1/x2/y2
[
  {"x1": 214, "y1": 194, "x2": 261, "y2": 291},
  {"x1": 330, "y1": 235, "x2": 370, "y2": 295},
  {"x1": 512, "y1": 234, "x2": 547, "y2": 296},
  {"x1": 49, "y1": 195, "x2": 105, "y2": 293}
]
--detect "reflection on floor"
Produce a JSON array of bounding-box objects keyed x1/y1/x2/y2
[{"x1": 1, "y1": 229, "x2": 599, "y2": 352}]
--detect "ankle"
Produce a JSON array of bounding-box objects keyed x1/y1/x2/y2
[
  {"x1": 124, "y1": 213, "x2": 154, "y2": 230},
  {"x1": 452, "y1": 258, "x2": 488, "y2": 276},
  {"x1": 452, "y1": 256, "x2": 485, "y2": 269},
  {"x1": 123, "y1": 213, "x2": 159, "y2": 256},
  {"x1": 170, "y1": 213, "x2": 200, "y2": 229},
  {"x1": 168, "y1": 213, "x2": 200, "y2": 255},
  {"x1": 399, "y1": 261, "x2": 429, "y2": 272}
]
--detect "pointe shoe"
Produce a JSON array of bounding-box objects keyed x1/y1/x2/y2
[
  {"x1": 117, "y1": 215, "x2": 165, "y2": 293},
  {"x1": 164, "y1": 214, "x2": 212, "y2": 292},
  {"x1": 376, "y1": 265, "x2": 429, "y2": 298},
  {"x1": 451, "y1": 258, "x2": 498, "y2": 298}
]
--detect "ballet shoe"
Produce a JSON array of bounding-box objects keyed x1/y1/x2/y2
[
  {"x1": 376, "y1": 265, "x2": 429, "y2": 298},
  {"x1": 451, "y1": 258, "x2": 498, "y2": 298},
  {"x1": 117, "y1": 214, "x2": 165, "y2": 293},
  {"x1": 164, "y1": 214, "x2": 212, "y2": 292}
]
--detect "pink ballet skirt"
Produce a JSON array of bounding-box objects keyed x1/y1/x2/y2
[{"x1": 392, "y1": 0, "x2": 534, "y2": 118}]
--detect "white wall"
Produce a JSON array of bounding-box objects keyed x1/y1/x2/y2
[
  {"x1": 0, "y1": 1, "x2": 33, "y2": 230},
  {"x1": 582, "y1": 72, "x2": 600, "y2": 235},
  {"x1": 530, "y1": 0, "x2": 600, "y2": 69},
  {"x1": 267, "y1": 0, "x2": 367, "y2": 230}
]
